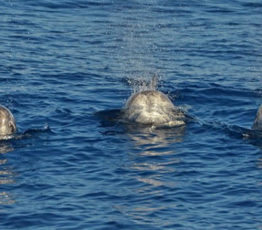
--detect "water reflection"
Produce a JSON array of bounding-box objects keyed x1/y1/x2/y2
[
  {"x1": 129, "y1": 125, "x2": 184, "y2": 189},
  {"x1": 127, "y1": 124, "x2": 186, "y2": 149},
  {"x1": 0, "y1": 142, "x2": 15, "y2": 205},
  {"x1": 0, "y1": 192, "x2": 15, "y2": 205},
  {"x1": 257, "y1": 155, "x2": 262, "y2": 187},
  {"x1": 0, "y1": 142, "x2": 14, "y2": 154},
  {"x1": 123, "y1": 125, "x2": 185, "y2": 226}
]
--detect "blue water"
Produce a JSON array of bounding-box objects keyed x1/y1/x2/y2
[{"x1": 1, "y1": 0, "x2": 262, "y2": 229}]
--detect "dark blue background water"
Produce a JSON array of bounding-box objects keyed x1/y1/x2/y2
[{"x1": 1, "y1": 0, "x2": 262, "y2": 229}]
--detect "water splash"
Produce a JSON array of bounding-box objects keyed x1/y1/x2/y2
[
  {"x1": 127, "y1": 74, "x2": 160, "y2": 94},
  {"x1": 110, "y1": 1, "x2": 161, "y2": 80}
]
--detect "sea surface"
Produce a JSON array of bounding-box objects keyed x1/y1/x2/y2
[{"x1": 1, "y1": 0, "x2": 262, "y2": 229}]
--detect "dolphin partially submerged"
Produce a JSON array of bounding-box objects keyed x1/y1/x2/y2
[
  {"x1": 0, "y1": 105, "x2": 17, "y2": 137},
  {"x1": 123, "y1": 90, "x2": 185, "y2": 127},
  {"x1": 252, "y1": 105, "x2": 262, "y2": 130}
]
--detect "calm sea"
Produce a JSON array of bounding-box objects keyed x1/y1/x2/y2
[{"x1": 1, "y1": 0, "x2": 262, "y2": 229}]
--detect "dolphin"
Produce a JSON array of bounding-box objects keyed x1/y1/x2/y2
[
  {"x1": 0, "y1": 105, "x2": 17, "y2": 136},
  {"x1": 123, "y1": 90, "x2": 185, "y2": 127},
  {"x1": 252, "y1": 105, "x2": 262, "y2": 130}
]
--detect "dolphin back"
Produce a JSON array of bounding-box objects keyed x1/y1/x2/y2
[
  {"x1": 0, "y1": 105, "x2": 17, "y2": 136},
  {"x1": 252, "y1": 105, "x2": 262, "y2": 130}
]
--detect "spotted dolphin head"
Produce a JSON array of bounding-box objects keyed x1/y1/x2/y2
[
  {"x1": 0, "y1": 105, "x2": 17, "y2": 136},
  {"x1": 252, "y1": 105, "x2": 262, "y2": 130}
]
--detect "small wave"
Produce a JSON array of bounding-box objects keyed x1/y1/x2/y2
[
  {"x1": 0, "y1": 134, "x2": 16, "y2": 141},
  {"x1": 23, "y1": 0, "x2": 113, "y2": 10},
  {"x1": 0, "y1": 124, "x2": 53, "y2": 142},
  {"x1": 22, "y1": 124, "x2": 52, "y2": 137},
  {"x1": 243, "y1": 129, "x2": 262, "y2": 140},
  {"x1": 242, "y1": 2, "x2": 262, "y2": 8}
]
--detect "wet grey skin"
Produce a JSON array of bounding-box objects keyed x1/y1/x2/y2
[
  {"x1": 124, "y1": 90, "x2": 185, "y2": 126},
  {"x1": 0, "y1": 105, "x2": 17, "y2": 136},
  {"x1": 252, "y1": 105, "x2": 262, "y2": 130}
]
